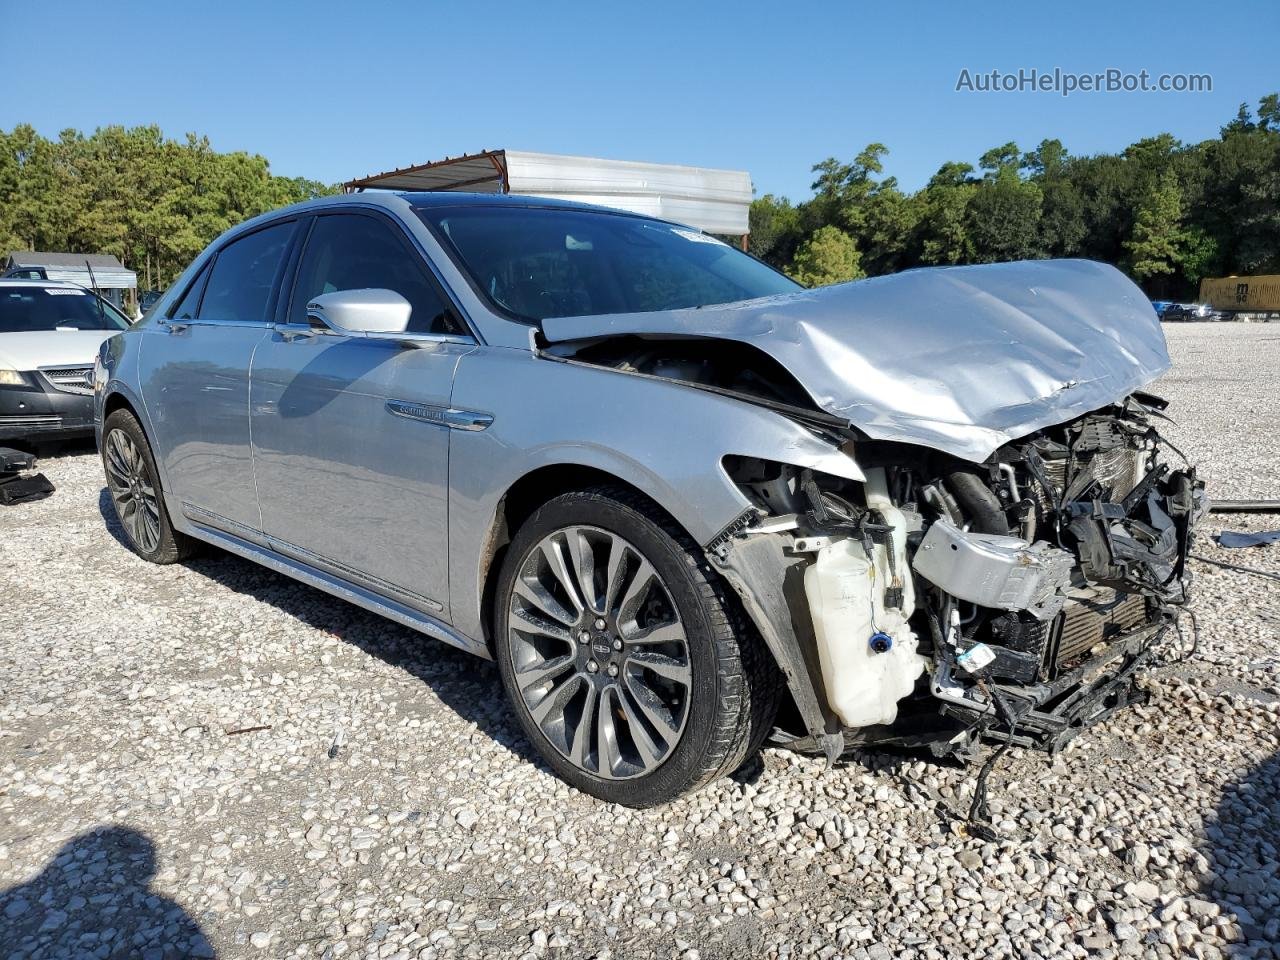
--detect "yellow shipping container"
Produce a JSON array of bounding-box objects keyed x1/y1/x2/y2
[{"x1": 1198, "y1": 275, "x2": 1280, "y2": 313}]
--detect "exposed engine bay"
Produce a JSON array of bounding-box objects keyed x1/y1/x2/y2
[{"x1": 712, "y1": 394, "x2": 1205, "y2": 761}]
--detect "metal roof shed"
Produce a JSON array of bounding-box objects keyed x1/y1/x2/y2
[
  {"x1": 4, "y1": 251, "x2": 137, "y2": 290},
  {"x1": 343, "y1": 150, "x2": 753, "y2": 239}
]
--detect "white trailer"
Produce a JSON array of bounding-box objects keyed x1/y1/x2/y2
[{"x1": 344, "y1": 149, "x2": 753, "y2": 247}]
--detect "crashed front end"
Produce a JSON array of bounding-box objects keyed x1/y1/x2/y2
[
  {"x1": 712, "y1": 395, "x2": 1206, "y2": 761},
  {"x1": 541, "y1": 258, "x2": 1207, "y2": 761}
]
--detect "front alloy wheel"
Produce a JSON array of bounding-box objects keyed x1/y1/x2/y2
[
  {"x1": 508, "y1": 525, "x2": 692, "y2": 780},
  {"x1": 101, "y1": 408, "x2": 195, "y2": 564},
  {"x1": 494, "y1": 487, "x2": 780, "y2": 806},
  {"x1": 104, "y1": 428, "x2": 162, "y2": 554}
]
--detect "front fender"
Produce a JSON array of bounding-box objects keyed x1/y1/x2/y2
[
  {"x1": 96, "y1": 331, "x2": 189, "y2": 533},
  {"x1": 446, "y1": 347, "x2": 860, "y2": 642}
]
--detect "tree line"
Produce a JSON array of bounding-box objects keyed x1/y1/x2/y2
[
  {"x1": 755, "y1": 94, "x2": 1280, "y2": 296},
  {"x1": 2, "y1": 96, "x2": 1277, "y2": 298},
  {"x1": 0, "y1": 125, "x2": 334, "y2": 291}
]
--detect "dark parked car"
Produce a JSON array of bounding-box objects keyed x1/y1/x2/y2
[{"x1": 1, "y1": 279, "x2": 130, "y2": 442}]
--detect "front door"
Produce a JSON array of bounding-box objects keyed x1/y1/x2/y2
[
  {"x1": 138, "y1": 220, "x2": 297, "y2": 534},
  {"x1": 250, "y1": 210, "x2": 472, "y2": 617}
]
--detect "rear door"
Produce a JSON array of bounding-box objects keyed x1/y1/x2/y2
[
  {"x1": 138, "y1": 220, "x2": 298, "y2": 534},
  {"x1": 249, "y1": 209, "x2": 473, "y2": 617}
]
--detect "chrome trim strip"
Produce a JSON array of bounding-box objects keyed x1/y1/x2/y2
[
  {"x1": 384, "y1": 399, "x2": 493, "y2": 431},
  {"x1": 181, "y1": 502, "x2": 263, "y2": 543},
  {"x1": 178, "y1": 522, "x2": 489, "y2": 660}
]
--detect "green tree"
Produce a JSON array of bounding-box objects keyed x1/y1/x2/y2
[
  {"x1": 1260, "y1": 93, "x2": 1280, "y2": 131},
  {"x1": 807, "y1": 143, "x2": 889, "y2": 237},
  {"x1": 1180, "y1": 226, "x2": 1220, "y2": 286},
  {"x1": 1023, "y1": 140, "x2": 1086, "y2": 257},
  {"x1": 914, "y1": 162, "x2": 976, "y2": 265},
  {"x1": 978, "y1": 142, "x2": 1021, "y2": 180},
  {"x1": 965, "y1": 148, "x2": 1043, "y2": 263},
  {"x1": 748, "y1": 194, "x2": 801, "y2": 266},
  {"x1": 788, "y1": 226, "x2": 863, "y2": 287},
  {"x1": 1125, "y1": 172, "x2": 1187, "y2": 282}
]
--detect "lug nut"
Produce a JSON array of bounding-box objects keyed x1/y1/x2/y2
[
  {"x1": 607, "y1": 664, "x2": 619, "y2": 678},
  {"x1": 578, "y1": 630, "x2": 590, "y2": 643},
  {"x1": 586, "y1": 661, "x2": 599, "y2": 673},
  {"x1": 594, "y1": 617, "x2": 607, "y2": 630},
  {"x1": 612, "y1": 639, "x2": 623, "y2": 651}
]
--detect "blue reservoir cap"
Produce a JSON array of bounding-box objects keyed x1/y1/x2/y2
[{"x1": 869, "y1": 631, "x2": 893, "y2": 653}]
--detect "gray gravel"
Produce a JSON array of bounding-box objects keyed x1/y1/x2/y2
[{"x1": 2, "y1": 324, "x2": 1278, "y2": 960}]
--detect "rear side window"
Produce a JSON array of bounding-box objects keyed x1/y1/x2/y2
[
  {"x1": 198, "y1": 222, "x2": 294, "y2": 322},
  {"x1": 169, "y1": 262, "x2": 211, "y2": 320},
  {"x1": 288, "y1": 213, "x2": 461, "y2": 334}
]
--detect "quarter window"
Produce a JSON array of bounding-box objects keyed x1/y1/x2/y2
[
  {"x1": 197, "y1": 222, "x2": 294, "y2": 322},
  {"x1": 169, "y1": 262, "x2": 211, "y2": 320},
  {"x1": 288, "y1": 213, "x2": 461, "y2": 335}
]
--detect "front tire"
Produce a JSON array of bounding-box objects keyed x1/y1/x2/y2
[
  {"x1": 493, "y1": 486, "x2": 779, "y2": 806},
  {"x1": 101, "y1": 408, "x2": 196, "y2": 564}
]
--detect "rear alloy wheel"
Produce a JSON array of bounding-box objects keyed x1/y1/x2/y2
[
  {"x1": 494, "y1": 487, "x2": 780, "y2": 806},
  {"x1": 102, "y1": 408, "x2": 196, "y2": 564}
]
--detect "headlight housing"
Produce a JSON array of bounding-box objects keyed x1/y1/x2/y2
[{"x1": 0, "y1": 368, "x2": 26, "y2": 386}]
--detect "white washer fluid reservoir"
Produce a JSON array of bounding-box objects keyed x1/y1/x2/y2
[{"x1": 803, "y1": 468, "x2": 927, "y2": 727}]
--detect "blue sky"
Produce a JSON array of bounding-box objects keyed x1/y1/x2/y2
[{"x1": 3, "y1": 0, "x2": 1277, "y2": 199}]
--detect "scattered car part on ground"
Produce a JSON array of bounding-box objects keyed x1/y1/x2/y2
[
  {"x1": 1215, "y1": 530, "x2": 1280, "y2": 548},
  {"x1": 0, "y1": 446, "x2": 54, "y2": 504},
  {"x1": 93, "y1": 191, "x2": 1205, "y2": 804},
  {"x1": 1209, "y1": 499, "x2": 1280, "y2": 513}
]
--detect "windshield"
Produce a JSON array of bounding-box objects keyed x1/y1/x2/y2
[
  {"x1": 417, "y1": 205, "x2": 799, "y2": 321},
  {"x1": 0, "y1": 286, "x2": 130, "y2": 333}
]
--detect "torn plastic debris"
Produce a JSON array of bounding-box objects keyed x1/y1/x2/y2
[
  {"x1": 1214, "y1": 530, "x2": 1280, "y2": 548},
  {"x1": 0, "y1": 446, "x2": 54, "y2": 505}
]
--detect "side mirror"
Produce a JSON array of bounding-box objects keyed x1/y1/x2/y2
[{"x1": 306, "y1": 288, "x2": 412, "y2": 335}]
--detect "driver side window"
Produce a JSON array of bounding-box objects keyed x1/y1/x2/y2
[{"x1": 289, "y1": 213, "x2": 461, "y2": 335}]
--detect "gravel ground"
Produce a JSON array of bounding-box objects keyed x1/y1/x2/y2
[{"x1": 1, "y1": 324, "x2": 1277, "y2": 960}]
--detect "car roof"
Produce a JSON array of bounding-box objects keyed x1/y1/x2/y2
[
  {"x1": 401, "y1": 191, "x2": 628, "y2": 214},
  {"x1": 210, "y1": 190, "x2": 684, "y2": 260},
  {"x1": 0, "y1": 278, "x2": 86, "y2": 289}
]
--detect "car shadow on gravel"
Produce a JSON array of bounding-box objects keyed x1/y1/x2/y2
[
  {"x1": 98, "y1": 487, "x2": 133, "y2": 551},
  {"x1": 0, "y1": 826, "x2": 215, "y2": 959},
  {"x1": 100, "y1": 488, "x2": 551, "y2": 777},
  {"x1": 1199, "y1": 746, "x2": 1280, "y2": 954}
]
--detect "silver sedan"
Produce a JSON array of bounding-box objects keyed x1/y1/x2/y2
[{"x1": 95, "y1": 192, "x2": 1203, "y2": 805}]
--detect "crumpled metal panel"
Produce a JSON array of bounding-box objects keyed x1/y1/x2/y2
[
  {"x1": 912, "y1": 520, "x2": 1074, "y2": 620},
  {"x1": 541, "y1": 259, "x2": 1170, "y2": 462}
]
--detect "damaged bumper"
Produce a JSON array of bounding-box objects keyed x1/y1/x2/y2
[{"x1": 711, "y1": 396, "x2": 1206, "y2": 762}]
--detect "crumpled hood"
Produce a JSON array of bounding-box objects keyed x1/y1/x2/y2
[
  {"x1": 0, "y1": 330, "x2": 115, "y2": 371},
  {"x1": 541, "y1": 259, "x2": 1170, "y2": 462}
]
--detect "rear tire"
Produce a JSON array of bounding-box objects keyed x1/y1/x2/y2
[
  {"x1": 493, "y1": 485, "x2": 780, "y2": 806},
  {"x1": 101, "y1": 408, "x2": 196, "y2": 564}
]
